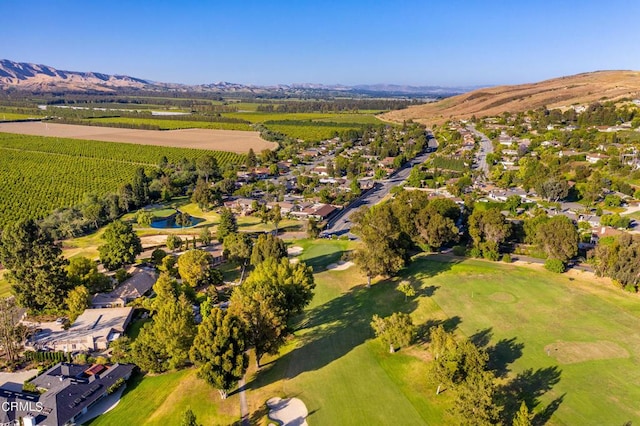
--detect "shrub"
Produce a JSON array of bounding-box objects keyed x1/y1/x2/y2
[
  {"x1": 544, "y1": 258, "x2": 565, "y2": 273},
  {"x1": 502, "y1": 254, "x2": 512, "y2": 263},
  {"x1": 483, "y1": 249, "x2": 500, "y2": 261},
  {"x1": 452, "y1": 245, "x2": 466, "y2": 256},
  {"x1": 469, "y1": 247, "x2": 482, "y2": 258},
  {"x1": 151, "y1": 249, "x2": 167, "y2": 265},
  {"x1": 114, "y1": 268, "x2": 130, "y2": 284}
]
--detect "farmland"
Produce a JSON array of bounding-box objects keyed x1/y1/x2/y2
[
  {"x1": 85, "y1": 116, "x2": 253, "y2": 131},
  {"x1": 0, "y1": 133, "x2": 243, "y2": 226},
  {"x1": 0, "y1": 122, "x2": 276, "y2": 153}
]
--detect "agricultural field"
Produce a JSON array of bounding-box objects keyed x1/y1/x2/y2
[
  {"x1": 0, "y1": 133, "x2": 243, "y2": 226},
  {"x1": 91, "y1": 242, "x2": 640, "y2": 425},
  {"x1": 0, "y1": 122, "x2": 275, "y2": 153},
  {"x1": 0, "y1": 112, "x2": 44, "y2": 121},
  {"x1": 263, "y1": 122, "x2": 363, "y2": 142},
  {"x1": 85, "y1": 116, "x2": 252, "y2": 131}
]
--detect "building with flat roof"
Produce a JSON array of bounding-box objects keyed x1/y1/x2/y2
[{"x1": 29, "y1": 307, "x2": 133, "y2": 353}]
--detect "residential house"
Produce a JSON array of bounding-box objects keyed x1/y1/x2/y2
[
  {"x1": 0, "y1": 362, "x2": 134, "y2": 426},
  {"x1": 91, "y1": 266, "x2": 157, "y2": 308}
]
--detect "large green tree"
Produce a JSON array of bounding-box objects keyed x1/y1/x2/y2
[
  {"x1": 216, "y1": 208, "x2": 238, "y2": 243},
  {"x1": 352, "y1": 204, "x2": 410, "y2": 287},
  {"x1": 229, "y1": 258, "x2": 314, "y2": 367},
  {"x1": 189, "y1": 308, "x2": 248, "y2": 399},
  {"x1": 593, "y1": 234, "x2": 640, "y2": 291},
  {"x1": 0, "y1": 298, "x2": 29, "y2": 364},
  {"x1": 66, "y1": 285, "x2": 91, "y2": 321},
  {"x1": 468, "y1": 208, "x2": 511, "y2": 256},
  {"x1": 132, "y1": 292, "x2": 195, "y2": 372},
  {"x1": 250, "y1": 234, "x2": 287, "y2": 266},
  {"x1": 177, "y1": 249, "x2": 214, "y2": 288},
  {"x1": 223, "y1": 233, "x2": 253, "y2": 283},
  {"x1": 98, "y1": 220, "x2": 142, "y2": 271},
  {"x1": 0, "y1": 219, "x2": 70, "y2": 311},
  {"x1": 196, "y1": 155, "x2": 220, "y2": 183},
  {"x1": 534, "y1": 215, "x2": 578, "y2": 262},
  {"x1": 67, "y1": 256, "x2": 111, "y2": 293},
  {"x1": 415, "y1": 209, "x2": 459, "y2": 250},
  {"x1": 370, "y1": 312, "x2": 415, "y2": 353}
]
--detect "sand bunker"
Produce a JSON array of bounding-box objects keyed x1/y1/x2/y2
[
  {"x1": 326, "y1": 261, "x2": 354, "y2": 271},
  {"x1": 287, "y1": 246, "x2": 304, "y2": 256},
  {"x1": 267, "y1": 397, "x2": 308, "y2": 426},
  {"x1": 544, "y1": 340, "x2": 629, "y2": 364}
]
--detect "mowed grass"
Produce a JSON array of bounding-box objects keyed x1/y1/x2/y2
[
  {"x1": 0, "y1": 112, "x2": 43, "y2": 121},
  {"x1": 86, "y1": 242, "x2": 640, "y2": 425},
  {"x1": 87, "y1": 369, "x2": 238, "y2": 426},
  {"x1": 0, "y1": 270, "x2": 11, "y2": 297},
  {"x1": 418, "y1": 257, "x2": 640, "y2": 424}
]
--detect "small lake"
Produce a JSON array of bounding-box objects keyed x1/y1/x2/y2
[{"x1": 150, "y1": 216, "x2": 203, "y2": 229}]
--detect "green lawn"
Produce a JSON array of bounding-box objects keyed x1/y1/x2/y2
[
  {"x1": 87, "y1": 242, "x2": 640, "y2": 425},
  {"x1": 87, "y1": 369, "x2": 238, "y2": 426},
  {"x1": 0, "y1": 270, "x2": 11, "y2": 297}
]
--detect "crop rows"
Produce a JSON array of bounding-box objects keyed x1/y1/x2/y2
[
  {"x1": 0, "y1": 134, "x2": 244, "y2": 227},
  {"x1": 85, "y1": 117, "x2": 253, "y2": 131},
  {"x1": 263, "y1": 122, "x2": 363, "y2": 142}
]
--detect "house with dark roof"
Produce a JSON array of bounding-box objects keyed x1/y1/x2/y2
[
  {"x1": 91, "y1": 266, "x2": 157, "y2": 308},
  {"x1": 0, "y1": 362, "x2": 134, "y2": 426}
]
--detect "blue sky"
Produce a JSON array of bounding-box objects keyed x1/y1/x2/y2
[{"x1": 1, "y1": 0, "x2": 639, "y2": 87}]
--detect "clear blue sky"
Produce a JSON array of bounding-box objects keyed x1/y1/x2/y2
[{"x1": 2, "y1": 0, "x2": 639, "y2": 87}]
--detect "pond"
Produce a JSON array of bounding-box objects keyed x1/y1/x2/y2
[{"x1": 150, "y1": 215, "x2": 204, "y2": 229}]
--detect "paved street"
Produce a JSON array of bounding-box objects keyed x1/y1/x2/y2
[
  {"x1": 324, "y1": 137, "x2": 436, "y2": 237},
  {"x1": 467, "y1": 124, "x2": 493, "y2": 179}
]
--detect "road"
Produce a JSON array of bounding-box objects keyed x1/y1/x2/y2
[
  {"x1": 324, "y1": 142, "x2": 435, "y2": 237},
  {"x1": 467, "y1": 124, "x2": 493, "y2": 179}
]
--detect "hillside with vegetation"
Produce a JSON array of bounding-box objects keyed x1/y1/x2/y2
[{"x1": 383, "y1": 70, "x2": 640, "y2": 125}]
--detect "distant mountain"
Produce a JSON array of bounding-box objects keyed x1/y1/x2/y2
[
  {"x1": 382, "y1": 70, "x2": 640, "y2": 125},
  {"x1": 0, "y1": 59, "x2": 471, "y2": 97}
]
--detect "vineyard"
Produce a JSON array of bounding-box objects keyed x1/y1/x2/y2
[
  {"x1": 84, "y1": 117, "x2": 253, "y2": 131},
  {"x1": 0, "y1": 133, "x2": 243, "y2": 227}
]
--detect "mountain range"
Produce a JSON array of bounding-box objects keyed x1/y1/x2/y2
[{"x1": 0, "y1": 59, "x2": 470, "y2": 97}]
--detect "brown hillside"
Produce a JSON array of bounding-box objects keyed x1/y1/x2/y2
[{"x1": 382, "y1": 71, "x2": 640, "y2": 126}]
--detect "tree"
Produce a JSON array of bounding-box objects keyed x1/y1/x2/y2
[
  {"x1": 118, "y1": 183, "x2": 135, "y2": 212},
  {"x1": 196, "y1": 155, "x2": 220, "y2": 183},
  {"x1": 166, "y1": 234, "x2": 183, "y2": 252},
  {"x1": 177, "y1": 249, "x2": 214, "y2": 288},
  {"x1": 0, "y1": 298, "x2": 29, "y2": 364},
  {"x1": 0, "y1": 219, "x2": 70, "y2": 311},
  {"x1": 175, "y1": 211, "x2": 192, "y2": 228},
  {"x1": 306, "y1": 217, "x2": 320, "y2": 239},
  {"x1": 98, "y1": 220, "x2": 142, "y2": 271},
  {"x1": 67, "y1": 256, "x2": 111, "y2": 293},
  {"x1": 350, "y1": 179, "x2": 362, "y2": 196},
  {"x1": 82, "y1": 194, "x2": 105, "y2": 229},
  {"x1": 191, "y1": 179, "x2": 222, "y2": 211},
  {"x1": 246, "y1": 148, "x2": 257, "y2": 168},
  {"x1": 217, "y1": 208, "x2": 237, "y2": 243},
  {"x1": 189, "y1": 308, "x2": 248, "y2": 399},
  {"x1": 136, "y1": 210, "x2": 153, "y2": 227},
  {"x1": 536, "y1": 177, "x2": 569, "y2": 202},
  {"x1": 181, "y1": 408, "x2": 201, "y2": 426},
  {"x1": 223, "y1": 233, "x2": 253, "y2": 283},
  {"x1": 247, "y1": 258, "x2": 315, "y2": 322},
  {"x1": 534, "y1": 215, "x2": 578, "y2": 262},
  {"x1": 468, "y1": 208, "x2": 511, "y2": 257},
  {"x1": 512, "y1": 401, "x2": 533, "y2": 426},
  {"x1": 370, "y1": 312, "x2": 415, "y2": 353},
  {"x1": 270, "y1": 204, "x2": 282, "y2": 235},
  {"x1": 352, "y1": 204, "x2": 410, "y2": 287},
  {"x1": 229, "y1": 258, "x2": 314, "y2": 367},
  {"x1": 66, "y1": 286, "x2": 91, "y2": 321},
  {"x1": 592, "y1": 234, "x2": 640, "y2": 291},
  {"x1": 199, "y1": 227, "x2": 212, "y2": 246},
  {"x1": 415, "y1": 211, "x2": 459, "y2": 250},
  {"x1": 397, "y1": 281, "x2": 416, "y2": 301},
  {"x1": 229, "y1": 277, "x2": 286, "y2": 368},
  {"x1": 132, "y1": 293, "x2": 195, "y2": 372},
  {"x1": 131, "y1": 167, "x2": 149, "y2": 207},
  {"x1": 250, "y1": 234, "x2": 287, "y2": 266}
]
